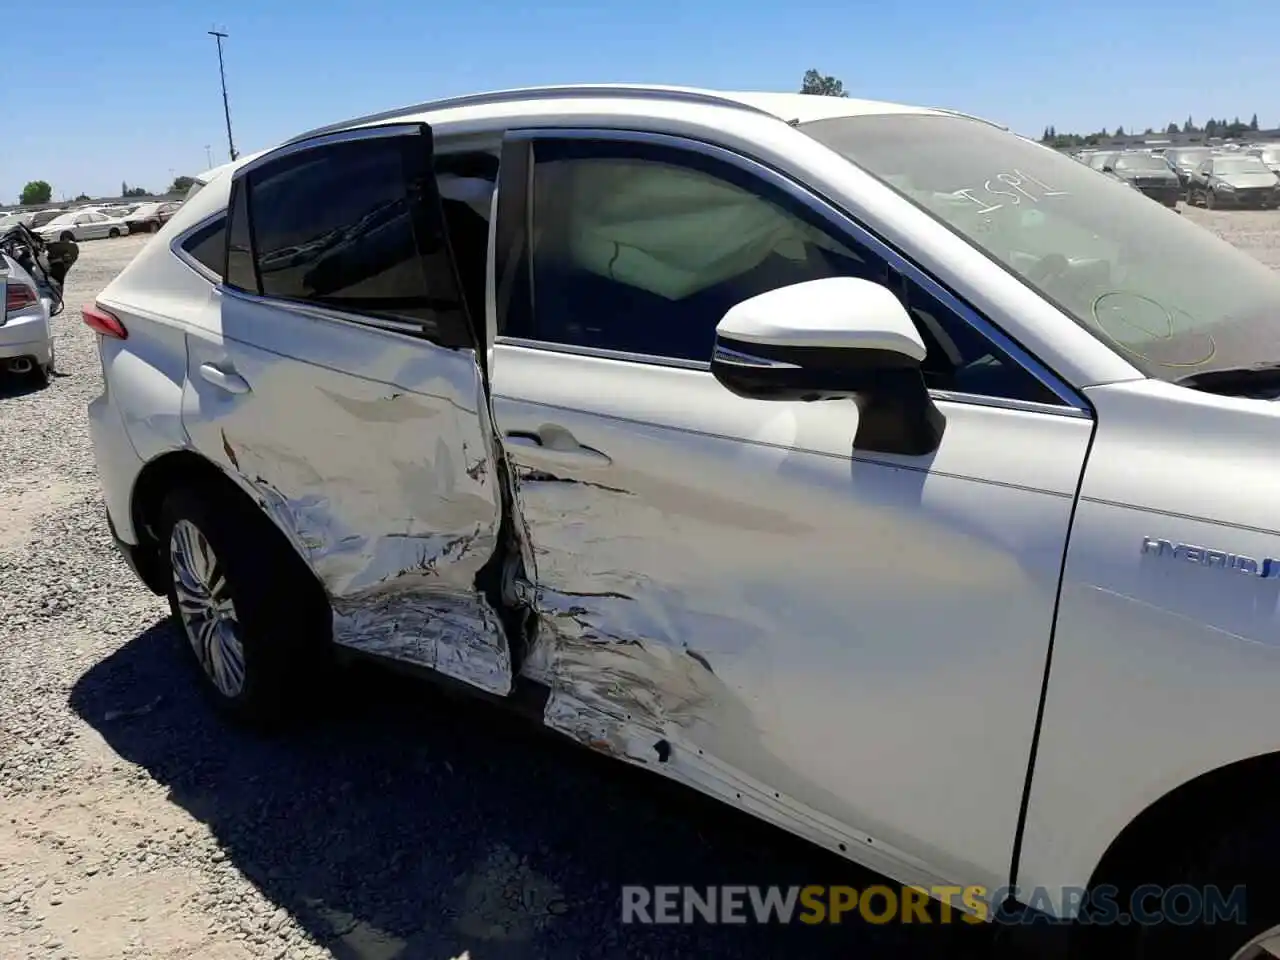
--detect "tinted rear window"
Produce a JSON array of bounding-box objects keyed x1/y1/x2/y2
[
  {"x1": 180, "y1": 216, "x2": 227, "y2": 277},
  {"x1": 234, "y1": 134, "x2": 471, "y2": 345}
]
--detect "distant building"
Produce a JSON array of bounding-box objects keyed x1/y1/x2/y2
[{"x1": 1076, "y1": 128, "x2": 1280, "y2": 151}]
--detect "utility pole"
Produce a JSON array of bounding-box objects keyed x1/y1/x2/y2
[
  {"x1": 208, "y1": 29, "x2": 238, "y2": 161},
  {"x1": 205, "y1": 145, "x2": 213, "y2": 168}
]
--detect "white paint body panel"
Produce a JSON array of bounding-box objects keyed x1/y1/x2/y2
[
  {"x1": 181, "y1": 290, "x2": 512, "y2": 695},
  {"x1": 84, "y1": 85, "x2": 1280, "y2": 923},
  {"x1": 494, "y1": 342, "x2": 1091, "y2": 893},
  {"x1": 1021, "y1": 378, "x2": 1280, "y2": 916}
]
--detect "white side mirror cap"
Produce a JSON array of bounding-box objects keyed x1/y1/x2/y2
[{"x1": 715, "y1": 276, "x2": 926, "y2": 362}]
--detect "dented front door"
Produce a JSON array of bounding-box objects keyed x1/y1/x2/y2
[{"x1": 181, "y1": 122, "x2": 514, "y2": 695}]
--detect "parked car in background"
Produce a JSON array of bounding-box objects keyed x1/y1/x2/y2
[
  {"x1": 26, "y1": 209, "x2": 67, "y2": 229},
  {"x1": 0, "y1": 224, "x2": 77, "y2": 384},
  {"x1": 1086, "y1": 151, "x2": 1117, "y2": 172},
  {"x1": 82, "y1": 83, "x2": 1280, "y2": 958},
  {"x1": 124, "y1": 201, "x2": 182, "y2": 234},
  {"x1": 1164, "y1": 147, "x2": 1215, "y2": 188},
  {"x1": 1104, "y1": 152, "x2": 1181, "y2": 206},
  {"x1": 1187, "y1": 154, "x2": 1280, "y2": 208},
  {"x1": 1247, "y1": 143, "x2": 1280, "y2": 177},
  {"x1": 35, "y1": 208, "x2": 131, "y2": 242},
  {"x1": 0, "y1": 211, "x2": 33, "y2": 230}
]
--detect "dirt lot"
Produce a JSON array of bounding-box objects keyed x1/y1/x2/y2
[{"x1": 1, "y1": 208, "x2": 1277, "y2": 960}]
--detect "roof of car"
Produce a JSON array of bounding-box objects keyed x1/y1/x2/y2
[{"x1": 285, "y1": 83, "x2": 1003, "y2": 145}]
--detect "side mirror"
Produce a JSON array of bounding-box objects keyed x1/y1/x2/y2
[{"x1": 710, "y1": 277, "x2": 945, "y2": 456}]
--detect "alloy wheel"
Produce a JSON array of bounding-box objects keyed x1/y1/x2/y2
[
  {"x1": 1231, "y1": 927, "x2": 1280, "y2": 960},
  {"x1": 169, "y1": 518, "x2": 246, "y2": 698}
]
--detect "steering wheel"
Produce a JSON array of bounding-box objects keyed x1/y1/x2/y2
[{"x1": 1025, "y1": 252, "x2": 1072, "y2": 285}]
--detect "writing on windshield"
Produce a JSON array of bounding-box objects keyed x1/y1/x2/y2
[{"x1": 952, "y1": 170, "x2": 1070, "y2": 215}]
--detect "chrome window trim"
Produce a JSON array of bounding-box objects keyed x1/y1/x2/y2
[
  {"x1": 507, "y1": 126, "x2": 1090, "y2": 414},
  {"x1": 233, "y1": 122, "x2": 425, "y2": 181},
  {"x1": 170, "y1": 212, "x2": 227, "y2": 284},
  {"x1": 219, "y1": 283, "x2": 436, "y2": 341},
  {"x1": 495, "y1": 338, "x2": 1090, "y2": 419},
  {"x1": 496, "y1": 335, "x2": 708, "y2": 371}
]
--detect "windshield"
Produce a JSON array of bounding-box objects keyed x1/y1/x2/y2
[
  {"x1": 1115, "y1": 154, "x2": 1171, "y2": 172},
  {"x1": 1214, "y1": 157, "x2": 1272, "y2": 176},
  {"x1": 802, "y1": 114, "x2": 1280, "y2": 383},
  {"x1": 1172, "y1": 150, "x2": 1211, "y2": 166}
]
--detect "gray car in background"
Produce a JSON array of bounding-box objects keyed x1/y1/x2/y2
[
  {"x1": 1105, "y1": 152, "x2": 1182, "y2": 206},
  {"x1": 1165, "y1": 146, "x2": 1214, "y2": 189},
  {"x1": 1188, "y1": 154, "x2": 1280, "y2": 208}
]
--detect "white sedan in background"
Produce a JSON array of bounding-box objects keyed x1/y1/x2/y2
[{"x1": 36, "y1": 209, "x2": 130, "y2": 242}]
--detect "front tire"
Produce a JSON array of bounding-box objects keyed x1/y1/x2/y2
[
  {"x1": 59, "y1": 231, "x2": 74, "y2": 242},
  {"x1": 1130, "y1": 813, "x2": 1280, "y2": 959},
  {"x1": 158, "y1": 484, "x2": 332, "y2": 726},
  {"x1": 108, "y1": 228, "x2": 120, "y2": 238}
]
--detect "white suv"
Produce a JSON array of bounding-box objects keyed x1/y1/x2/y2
[{"x1": 86, "y1": 85, "x2": 1280, "y2": 956}]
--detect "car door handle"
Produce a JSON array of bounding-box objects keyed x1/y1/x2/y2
[
  {"x1": 504, "y1": 426, "x2": 611, "y2": 466},
  {"x1": 199, "y1": 362, "x2": 251, "y2": 395}
]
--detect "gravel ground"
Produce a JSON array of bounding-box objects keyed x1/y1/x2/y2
[{"x1": 2, "y1": 208, "x2": 1278, "y2": 960}]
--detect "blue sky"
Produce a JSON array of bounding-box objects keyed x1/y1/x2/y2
[{"x1": 3, "y1": 1, "x2": 1277, "y2": 202}]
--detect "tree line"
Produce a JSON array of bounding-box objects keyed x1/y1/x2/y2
[
  {"x1": 18, "y1": 175, "x2": 195, "y2": 206},
  {"x1": 1041, "y1": 115, "x2": 1263, "y2": 149}
]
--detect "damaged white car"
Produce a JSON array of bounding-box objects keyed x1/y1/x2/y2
[{"x1": 87, "y1": 85, "x2": 1280, "y2": 957}]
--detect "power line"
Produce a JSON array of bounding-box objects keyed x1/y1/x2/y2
[{"x1": 208, "y1": 29, "x2": 238, "y2": 162}]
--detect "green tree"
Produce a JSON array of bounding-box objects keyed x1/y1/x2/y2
[
  {"x1": 1166, "y1": 122, "x2": 1179, "y2": 135},
  {"x1": 1205, "y1": 118, "x2": 1219, "y2": 137},
  {"x1": 1250, "y1": 113, "x2": 1260, "y2": 131},
  {"x1": 1183, "y1": 116, "x2": 1195, "y2": 133},
  {"x1": 168, "y1": 175, "x2": 196, "y2": 194},
  {"x1": 800, "y1": 69, "x2": 848, "y2": 97},
  {"x1": 74, "y1": 193, "x2": 91, "y2": 202},
  {"x1": 123, "y1": 186, "x2": 149, "y2": 197},
  {"x1": 1114, "y1": 125, "x2": 1125, "y2": 137},
  {"x1": 19, "y1": 180, "x2": 52, "y2": 205}
]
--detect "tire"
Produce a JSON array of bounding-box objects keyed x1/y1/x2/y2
[
  {"x1": 1205, "y1": 190, "x2": 1217, "y2": 209},
  {"x1": 59, "y1": 231, "x2": 74, "y2": 242},
  {"x1": 108, "y1": 228, "x2": 120, "y2": 238},
  {"x1": 157, "y1": 484, "x2": 332, "y2": 726},
  {"x1": 1127, "y1": 812, "x2": 1280, "y2": 959}
]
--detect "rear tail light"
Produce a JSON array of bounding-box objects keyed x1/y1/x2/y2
[
  {"x1": 4, "y1": 282, "x2": 38, "y2": 313},
  {"x1": 82, "y1": 303, "x2": 128, "y2": 340}
]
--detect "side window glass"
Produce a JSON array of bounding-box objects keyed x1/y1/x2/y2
[
  {"x1": 434, "y1": 151, "x2": 500, "y2": 328},
  {"x1": 900, "y1": 277, "x2": 1059, "y2": 404},
  {"x1": 519, "y1": 140, "x2": 1058, "y2": 404},
  {"x1": 526, "y1": 146, "x2": 885, "y2": 364},
  {"x1": 181, "y1": 216, "x2": 227, "y2": 277},
  {"x1": 225, "y1": 179, "x2": 258, "y2": 292},
  {"x1": 243, "y1": 135, "x2": 471, "y2": 345}
]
